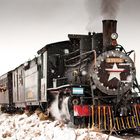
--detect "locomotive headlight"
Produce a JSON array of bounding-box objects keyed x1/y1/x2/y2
[{"x1": 111, "y1": 33, "x2": 118, "y2": 40}]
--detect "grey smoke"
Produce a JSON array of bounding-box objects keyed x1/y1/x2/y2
[
  {"x1": 101, "y1": 0, "x2": 121, "y2": 19},
  {"x1": 85, "y1": 0, "x2": 123, "y2": 31},
  {"x1": 85, "y1": 0, "x2": 101, "y2": 31}
]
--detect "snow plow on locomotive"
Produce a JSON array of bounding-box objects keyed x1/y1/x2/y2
[{"x1": 0, "y1": 20, "x2": 139, "y2": 133}]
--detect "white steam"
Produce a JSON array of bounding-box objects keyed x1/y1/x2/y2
[
  {"x1": 49, "y1": 94, "x2": 61, "y2": 120},
  {"x1": 60, "y1": 97, "x2": 71, "y2": 121},
  {"x1": 49, "y1": 94, "x2": 70, "y2": 122}
]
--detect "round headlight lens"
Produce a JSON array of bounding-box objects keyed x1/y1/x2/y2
[{"x1": 111, "y1": 33, "x2": 118, "y2": 40}]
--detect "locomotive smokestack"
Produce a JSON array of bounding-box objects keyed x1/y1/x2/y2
[{"x1": 103, "y1": 20, "x2": 117, "y2": 51}]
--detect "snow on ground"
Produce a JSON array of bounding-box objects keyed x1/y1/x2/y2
[{"x1": 0, "y1": 113, "x2": 133, "y2": 140}]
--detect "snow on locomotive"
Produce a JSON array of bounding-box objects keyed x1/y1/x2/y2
[{"x1": 0, "y1": 20, "x2": 140, "y2": 132}]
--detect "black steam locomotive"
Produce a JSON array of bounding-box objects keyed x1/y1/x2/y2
[{"x1": 0, "y1": 20, "x2": 140, "y2": 132}]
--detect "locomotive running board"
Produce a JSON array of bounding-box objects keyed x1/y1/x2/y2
[{"x1": 47, "y1": 84, "x2": 71, "y2": 91}]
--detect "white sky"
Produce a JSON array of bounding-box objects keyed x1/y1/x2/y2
[{"x1": 0, "y1": 0, "x2": 140, "y2": 81}]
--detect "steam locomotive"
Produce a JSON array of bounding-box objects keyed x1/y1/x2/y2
[{"x1": 0, "y1": 20, "x2": 140, "y2": 132}]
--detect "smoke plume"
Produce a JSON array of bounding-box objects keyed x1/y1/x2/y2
[
  {"x1": 101, "y1": 0, "x2": 121, "y2": 19},
  {"x1": 85, "y1": 0, "x2": 101, "y2": 31},
  {"x1": 85, "y1": 0, "x2": 123, "y2": 31}
]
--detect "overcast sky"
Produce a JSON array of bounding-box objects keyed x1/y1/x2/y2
[{"x1": 0, "y1": 0, "x2": 140, "y2": 81}]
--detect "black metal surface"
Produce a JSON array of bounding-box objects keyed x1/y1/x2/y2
[{"x1": 103, "y1": 20, "x2": 117, "y2": 51}]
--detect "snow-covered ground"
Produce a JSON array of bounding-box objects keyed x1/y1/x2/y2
[{"x1": 0, "y1": 112, "x2": 136, "y2": 140}]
